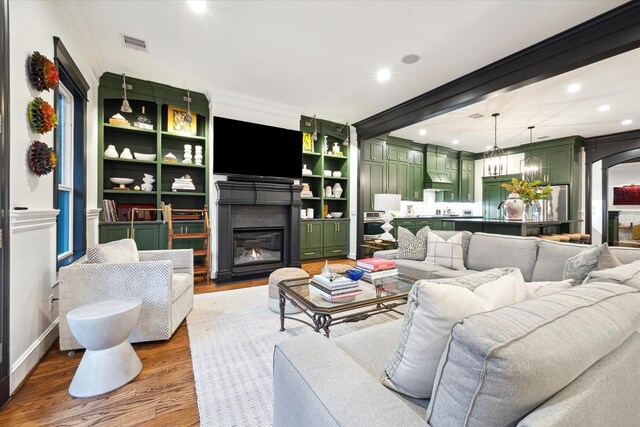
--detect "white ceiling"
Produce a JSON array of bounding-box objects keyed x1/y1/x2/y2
[{"x1": 73, "y1": 0, "x2": 627, "y2": 133}]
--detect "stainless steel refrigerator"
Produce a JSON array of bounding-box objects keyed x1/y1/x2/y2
[{"x1": 541, "y1": 184, "x2": 569, "y2": 221}]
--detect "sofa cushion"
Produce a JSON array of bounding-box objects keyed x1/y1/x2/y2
[
  {"x1": 429, "y1": 269, "x2": 480, "y2": 279},
  {"x1": 172, "y1": 273, "x2": 192, "y2": 302},
  {"x1": 86, "y1": 238, "x2": 139, "y2": 264},
  {"x1": 531, "y1": 240, "x2": 586, "y2": 281},
  {"x1": 466, "y1": 233, "x2": 538, "y2": 281},
  {"x1": 563, "y1": 243, "x2": 621, "y2": 284},
  {"x1": 583, "y1": 260, "x2": 640, "y2": 289},
  {"x1": 397, "y1": 226, "x2": 430, "y2": 261},
  {"x1": 394, "y1": 259, "x2": 448, "y2": 280},
  {"x1": 431, "y1": 230, "x2": 472, "y2": 260},
  {"x1": 524, "y1": 280, "x2": 573, "y2": 298},
  {"x1": 383, "y1": 267, "x2": 527, "y2": 399},
  {"x1": 610, "y1": 246, "x2": 640, "y2": 264},
  {"x1": 425, "y1": 231, "x2": 466, "y2": 270},
  {"x1": 425, "y1": 283, "x2": 640, "y2": 427}
]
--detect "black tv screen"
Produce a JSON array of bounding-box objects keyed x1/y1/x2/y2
[{"x1": 213, "y1": 116, "x2": 302, "y2": 179}]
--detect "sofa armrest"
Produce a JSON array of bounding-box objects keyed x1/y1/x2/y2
[
  {"x1": 59, "y1": 261, "x2": 173, "y2": 350},
  {"x1": 373, "y1": 249, "x2": 398, "y2": 260},
  {"x1": 139, "y1": 249, "x2": 194, "y2": 275},
  {"x1": 273, "y1": 334, "x2": 427, "y2": 427}
]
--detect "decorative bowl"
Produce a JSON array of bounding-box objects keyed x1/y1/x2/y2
[
  {"x1": 330, "y1": 212, "x2": 343, "y2": 218},
  {"x1": 332, "y1": 171, "x2": 342, "y2": 177},
  {"x1": 134, "y1": 152, "x2": 156, "y2": 161},
  {"x1": 109, "y1": 177, "x2": 134, "y2": 185},
  {"x1": 345, "y1": 269, "x2": 364, "y2": 281}
]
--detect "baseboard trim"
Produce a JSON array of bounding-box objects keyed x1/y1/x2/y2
[{"x1": 10, "y1": 318, "x2": 59, "y2": 394}]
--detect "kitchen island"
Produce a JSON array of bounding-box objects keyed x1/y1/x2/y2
[{"x1": 441, "y1": 218, "x2": 582, "y2": 237}]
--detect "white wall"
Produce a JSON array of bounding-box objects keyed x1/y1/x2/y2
[
  {"x1": 591, "y1": 160, "x2": 604, "y2": 244},
  {"x1": 9, "y1": 0, "x2": 100, "y2": 393}
]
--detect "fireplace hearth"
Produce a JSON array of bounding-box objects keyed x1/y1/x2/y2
[{"x1": 216, "y1": 179, "x2": 302, "y2": 283}]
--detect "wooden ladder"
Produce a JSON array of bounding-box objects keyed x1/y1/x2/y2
[{"x1": 166, "y1": 205, "x2": 210, "y2": 280}]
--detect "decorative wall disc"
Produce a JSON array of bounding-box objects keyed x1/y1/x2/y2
[
  {"x1": 28, "y1": 51, "x2": 59, "y2": 92},
  {"x1": 28, "y1": 140, "x2": 57, "y2": 176},
  {"x1": 28, "y1": 97, "x2": 58, "y2": 134}
]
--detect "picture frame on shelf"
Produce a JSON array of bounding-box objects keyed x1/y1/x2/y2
[
  {"x1": 302, "y1": 132, "x2": 313, "y2": 152},
  {"x1": 167, "y1": 105, "x2": 197, "y2": 135}
]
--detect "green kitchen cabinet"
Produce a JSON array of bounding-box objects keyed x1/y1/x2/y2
[
  {"x1": 482, "y1": 175, "x2": 517, "y2": 219},
  {"x1": 409, "y1": 149, "x2": 424, "y2": 165},
  {"x1": 363, "y1": 161, "x2": 387, "y2": 211},
  {"x1": 363, "y1": 138, "x2": 386, "y2": 163},
  {"x1": 300, "y1": 220, "x2": 324, "y2": 260},
  {"x1": 415, "y1": 218, "x2": 433, "y2": 231},
  {"x1": 545, "y1": 145, "x2": 573, "y2": 184},
  {"x1": 408, "y1": 163, "x2": 424, "y2": 201},
  {"x1": 323, "y1": 220, "x2": 349, "y2": 258},
  {"x1": 459, "y1": 153, "x2": 475, "y2": 203},
  {"x1": 99, "y1": 224, "x2": 131, "y2": 243},
  {"x1": 387, "y1": 144, "x2": 410, "y2": 162},
  {"x1": 387, "y1": 160, "x2": 409, "y2": 200},
  {"x1": 100, "y1": 223, "x2": 163, "y2": 250}
]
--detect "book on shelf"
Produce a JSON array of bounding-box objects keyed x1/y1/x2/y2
[
  {"x1": 356, "y1": 268, "x2": 399, "y2": 282},
  {"x1": 102, "y1": 199, "x2": 118, "y2": 222},
  {"x1": 309, "y1": 284, "x2": 362, "y2": 302},
  {"x1": 312, "y1": 274, "x2": 357, "y2": 287},
  {"x1": 309, "y1": 279, "x2": 359, "y2": 294},
  {"x1": 356, "y1": 257, "x2": 397, "y2": 271}
]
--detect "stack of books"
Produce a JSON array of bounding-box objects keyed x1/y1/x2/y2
[
  {"x1": 355, "y1": 257, "x2": 398, "y2": 283},
  {"x1": 309, "y1": 274, "x2": 361, "y2": 302},
  {"x1": 172, "y1": 176, "x2": 196, "y2": 191}
]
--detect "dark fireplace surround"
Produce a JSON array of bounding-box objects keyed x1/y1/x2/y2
[{"x1": 216, "y1": 179, "x2": 302, "y2": 283}]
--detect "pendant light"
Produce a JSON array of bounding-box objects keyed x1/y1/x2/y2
[
  {"x1": 184, "y1": 89, "x2": 193, "y2": 124},
  {"x1": 522, "y1": 126, "x2": 541, "y2": 180},
  {"x1": 120, "y1": 73, "x2": 132, "y2": 113},
  {"x1": 484, "y1": 113, "x2": 505, "y2": 176}
]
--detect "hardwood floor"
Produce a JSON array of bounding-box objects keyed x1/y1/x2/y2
[{"x1": 0, "y1": 259, "x2": 355, "y2": 425}]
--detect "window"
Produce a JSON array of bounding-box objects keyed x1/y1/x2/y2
[
  {"x1": 53, "y1": 37, "x2": 90, "y2": 268},
  {"x1": 56, "y1": 83, "x2": 74, "y2": 259}
]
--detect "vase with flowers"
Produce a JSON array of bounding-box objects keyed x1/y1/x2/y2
[{"x1": 501, "y1": 178, "x2": 552, "y2": 221}]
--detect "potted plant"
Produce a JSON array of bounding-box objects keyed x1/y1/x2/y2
[{"x1": 501, "y1": 178, "x2": 552, "y2": 220}]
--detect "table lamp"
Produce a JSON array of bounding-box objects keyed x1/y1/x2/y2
[{"x1": 374, "y1": 193, "x2": 401, "y2": 241}]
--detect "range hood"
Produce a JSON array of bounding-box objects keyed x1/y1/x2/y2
[{"x1": 423, "y1": 171, "x2": 454, "y2": 191}]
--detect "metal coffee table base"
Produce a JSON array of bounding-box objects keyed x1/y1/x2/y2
[{"x1": 278, "y1": 289, "x2": 405, "y2": 338}]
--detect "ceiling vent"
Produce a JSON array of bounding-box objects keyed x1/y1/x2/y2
[
  {"x1": 123, "y1": 35, "x2": 147, "y2": 52},
  {"x1": 468, "y1": 113, "x2": 484, "y2": 119}
]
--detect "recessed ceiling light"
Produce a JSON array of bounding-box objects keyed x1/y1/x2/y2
[
  {"x1": 622, "y1": 119, "x2": 633, "y2": 125},
  {"x1": 598, "y1": 105, "x2": 611, "y2": 112},
  {"x1": 566, "y1": 83, "x2": 581, "y2": 93},
  {"x1": 419, "y1": 129, "x2": 427, "y2": 136},
  {"x1": 452, "y1": 140, "x2": 459, "y2": 145},
  {"x1": 401, "y1": 54, "x2": 420, "y2": 65},
  {"x1": 377, "y1": 68, "x2": 390, "y2": 82},
  {"x1": 187, "y1": 1, "x2": 207, "y2": 13}
]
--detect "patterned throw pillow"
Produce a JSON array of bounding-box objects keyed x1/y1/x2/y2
[
  {"x1": 397, "y1": 226, "x2": 430, "y2": 260},
  {"x1": 87, "y1": 238, "x2": 139, "y2": 264},
  {"x1": 425, "y1": 231, "x2": 466, "y2": 270},
  {"x1": 563, "y1": 243, "x2": 620, "y2": 284}
]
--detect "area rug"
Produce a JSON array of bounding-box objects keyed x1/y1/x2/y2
[{"x1": 186, "y1": 285, "x2": 402, "y2": 426}]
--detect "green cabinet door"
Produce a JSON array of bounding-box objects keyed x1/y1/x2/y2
[
  {"x1": 387, "y1": 145, "x2": 409, "y2": 162},
  {"x1": 460, "y1": 170, "x2": 475, "y2": 202},
  {"x1": 131, "y1": 224, "x2": 162, "y2": 250},
  {"x1": 408, "y1": 163, "x2": 423, "y2": 201},
  {"x1": 387, "y1": 160, "x2": 409, "y2": 200},
  {"x1": 301, "y1": 221, "x2": 323, "y2": 249},
  {"x1": 483, "y1": 182, "x2": 508, "y2": 219},
  {"x1": 545, "y1": 145, "x2": 573, "y2": 184},
  {"x1": 323, "y1": 220, "x2": 349, "y2": 246},
  {"x1": 363, "y1": 161, "x2": 387, "y2": 211},
  {"x1": 409, "y1": 150, "x2": 424, "y2": 165},
  {"x1": 414, "y1": 218, "x2": 432, "y2": 232},
  {"x1": 363, "y1": 139, "x2": 386, "y2": 163},
  {"x1": 99, "y1": 225, "x2": 130, "y2": 243}
]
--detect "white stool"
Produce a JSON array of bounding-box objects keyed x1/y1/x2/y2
[
  {"x1": 67, "y1": 298, "x2": 143, "y2": 398},
  {"x1": 268, "y1": 267, "x2": 308, "y2": 313}
]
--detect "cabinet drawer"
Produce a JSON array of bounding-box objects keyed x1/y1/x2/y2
[
  {"x1": 301, "y1": 248, "x2": 323, "y2": 260},
  {"x1": 414, "y1": 219, "x2": 433, "y2": 229},
  {"x1": 323, "y1": 246, "x2": 349, "y2": 258},
  {"x1": 393, "y1": 219, "x2": 415, "y2": 228}
]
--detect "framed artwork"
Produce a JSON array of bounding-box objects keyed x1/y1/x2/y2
[
  {"x1": 167, "y1": 105, "x2": 197, "y2": 135},
  {"x1": 613, "y1": 185, "x2": 640, "y2": 205},
  {"x1": 302, "y1": 132, "x2": 313, "y2": 152}
]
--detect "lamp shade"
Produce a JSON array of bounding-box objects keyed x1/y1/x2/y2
[{"x1": 374, "y1": 193, "x2": 401, "y2": 212}]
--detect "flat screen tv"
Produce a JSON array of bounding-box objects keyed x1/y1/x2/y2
[{"x1": 213, "y1": 116, "x2": 302, "y2": 180}]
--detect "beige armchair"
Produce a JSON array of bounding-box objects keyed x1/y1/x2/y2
[{"x1": 59, "y1": 248, "x2": 194, "y2": 351}]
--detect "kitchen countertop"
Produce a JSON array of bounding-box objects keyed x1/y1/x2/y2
[
  {"x1": 393, "y1": 215, "x2": 483, "y2": 219},
  {"x1": 440, "y1": 218, "x2": 582, "y2": 225}
]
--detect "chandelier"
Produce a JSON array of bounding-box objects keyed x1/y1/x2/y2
[
  {"x1": 484, "y1": 113, "x2": 505, "y2": 176},
  {"x1": 522, "y1": 126, "x2": 542, "y2": 180}
]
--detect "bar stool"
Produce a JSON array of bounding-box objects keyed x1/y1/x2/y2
[
  {"x1": 580, "y1": 234, "x2": 591, "y2": 245},
  {"x1": 552, "y1": 234, "x2": 571, "y2": 242}
]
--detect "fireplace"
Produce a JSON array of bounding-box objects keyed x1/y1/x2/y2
[
  {"x1": 216, "y1": 179, "x2": 302, "y2": 283},
  {"x1": 233, "y1": 227, "x2": 284, "y2": 268}
]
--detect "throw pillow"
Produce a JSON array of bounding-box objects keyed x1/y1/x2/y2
[
  {"x1": 424, "y1": 231, "x2": 466, "y2": 270},
  {"x1": 87, "y1": 238, "x2": 139, "y2": 264},
  {"x1": 382, "y1": 267, "x2": 527, "y2": 398},
  {"x1": 583, "y1": 260, "x2": 640, "y2": 289},
  {"x1": 563, "y1": 243, "x2": 621, "y2": 284},
  {"x1": 397, "y1": 226, "x2": 430, "y2": 260}
]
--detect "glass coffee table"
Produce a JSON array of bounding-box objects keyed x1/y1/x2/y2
[{"x1": 278, "y1": 274, "x2": 417, "y2": 337}]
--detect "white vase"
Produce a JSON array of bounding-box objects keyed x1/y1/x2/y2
[
  {"x1": 120, "y1": 148, "x2": 133, "y2": 159},
  {"x1": 504, "y1": 192, "x2": 525, "y2": 221},
  {"x1": 302, "y1": 164, "x2": 312, "y2": 175},
  {"x1": 332, "y1": 142, "x2": 341, "y2": 155},
  {"x1": 104, "y1": 145, "x2": 118, "y2": 158},
  {"x1": 325, "y1": 186, "x2": 333, "y2": 198},
  {"x1": 333, "y1": 183, "x2": 343, "y2": 198}
]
